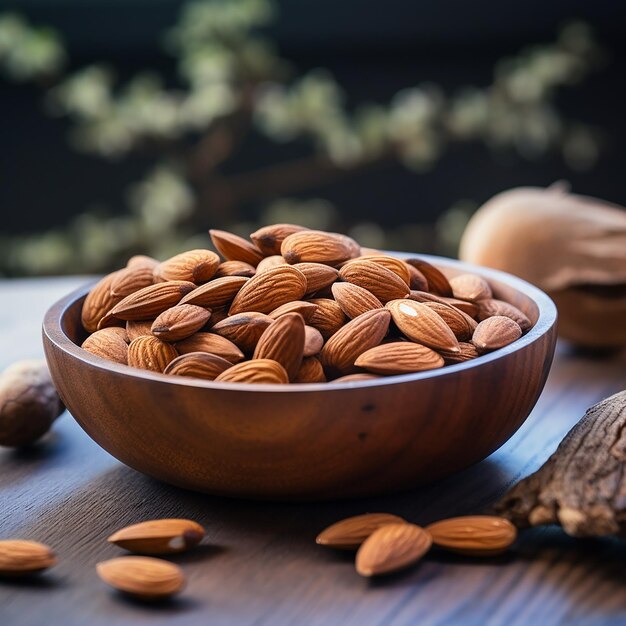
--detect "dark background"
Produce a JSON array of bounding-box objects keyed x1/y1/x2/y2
[{"x1": 1, "y1": 0, "x2": 625, "y2": 235}]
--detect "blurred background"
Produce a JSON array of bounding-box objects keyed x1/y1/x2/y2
[{"x1": 0, "y1": 0, "x2": 624, "y2": 276}]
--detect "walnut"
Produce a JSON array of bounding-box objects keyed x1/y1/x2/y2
[{"x1": 0, "y1": 360, "x2": 64, "y2": 447}]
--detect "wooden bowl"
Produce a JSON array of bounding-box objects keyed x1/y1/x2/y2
[{"x1": 43, "y1": 255, "x2": 557, "y2": 500}]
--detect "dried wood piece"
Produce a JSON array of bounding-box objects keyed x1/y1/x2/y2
[{"x1": 495, "y1": 391, "x2": 626, "y2": 537}]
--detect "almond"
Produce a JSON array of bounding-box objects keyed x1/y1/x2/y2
[
  {"x1": 293, "y1": 263, "x2": 339, "y2": 295},
  {"x1": 109, "y1": 281, "x2": 196, "y2": 321},
  {"x1": 96, "y1": 556, "x2": 185, "y2": 599},
  {"x1": 355, "y1": 523, "x2": 432, "y2": 577},
  {"x1": 127, "y1": 255, "x2": 159, "y2": 270},
  {"x1": 425, "y1": 515, "x2": 517, "y2": 556},
  {"x1": 0, "y1": 539, "x2": 57, "y2": 576},
  {"x1": 281, "y1": 230, "x2": 354, "y2": 265},
  {"x1": 316, "y1": 513, "x2": 406, "y2": 550},
  {"x1": 81, "y1": 270, "x2": 124, "y2": 333},
  {"x1": 354, "y1": 342, "x2": 444, "y2": 375},
  {"x1": 127, "y1": 336, "x2": 178, "y2": 372},
  {"x1": 450, "y1": 273, "x2": 493, "y2": 302},
  {"x1": 320, "y1": 309, "x2": 391, "y2": 376},
  {"x1": 339, "y1": 260, "x2": 409, "y2": 303},
  {"x1": 303, "y1": 325, "x2": 324, "y2": 357},
  {"x1": 211, "y1": 312, "x2": 273, "y2": 353},
  {"x1": 423, "y1": 301, "x2": 477, "y2": 341},
  {"x1": 214, "y1": 260, "x2": 256, "y2": 278},
  {"x1": 356, "y1": 254, "x2": 411, "y2": 286},
  {"x1": 409, "y1": 290, "x2": 479, "y2": 317},
  {"x1": 293, "y1": 357, "x2": 326, "y2": 383},
  {"x1": 405, "y1": 262, "x2": 429, "y2": 291},
  {"x1": 209, "y1": 229, "x2": 264, "y2": 266},
  {"x1": 307, "y1": 298, "x2": 347, "y2": 339},
  {"x1": 256, "y1": 255, "x2": 287, "y2": 273},
  {"x1": 163, "y1": 352, "x2": 232, "y2": 380},
  {"x1": 126, "y1": 320, "x2": 154, "y2": 342},
  {"x1": 404, "y1": 258, "x2": 452, "y2": 296},
  {"x1": 250, "y1": 223, "x2": 309, "y2": 255},
  {"x1": 108, "y1": 519, "x2": 205, "y2": 555},
  {"x1": 215, "y1": 359, "x2": 289, "y2": 384},
  {"x1": 229, "y1": 265, "x2": 307, "y2": 315},
  {"x1": 82, "y1": 328, "x2": 129, "y2": 364},
  {"x1": 179, "y1": 276, "x2": 248, "y2": 309},
  {"x1": 110, "y1": 265, "x2": 155, "y2": 297},
  {"x1": 205, "y1": 306, "x2": 229, "y2": 328},
  {"x1": 330, "y1": 373, "x2": 381, "y2": 383},
  {"x1": 253, "y1": 312, "x2": 305, "y2": 380},
  {"x1": 477, "y1": 299, "x2": 532, "y2": 332},
  {"x1": 441, "y1": 341, "x2": 480, "y2": 364},
  {"x1": 268, "y1": 300, "x2": 318, "y2": 323},
  {"x1": 151, "y1": 304, "x2": 211, "y2": 342},
  {"x1": 331, "y1": 282, "x2": 383, "y2": 319},
  {"x1": 154, "y1": 249, "x2": 220, "y2": 283},
  {"x1": 175, "y1": 332, "x2": 244, "y2": 363},
  {"x1": 386, "y1": 299, "x2": 460, "y2": 353},
  {"x1": 472, "y1": 315, "x2": 522, "y2": 352}
]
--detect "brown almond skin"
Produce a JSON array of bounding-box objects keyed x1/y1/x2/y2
[
  {"x1": 214, "y1": 260, "x2": 256, "y2": 278},
  {"x1": 339, "y1": 260, "x2": 409, "y2": 303},
  {"x1": 127, "y1": 336, "x2": 178, "y2": 372},
  {"x1": 229, "y1": 265, "x2": 307, "y2": 315},
  {"x1": 423, "y1": 301, "x2": 477, "y2": 341},
  {"x1": 294, "y1": 263, "x2": 340, "y2": 295},
  {"x1": 110, "y1": 265, "x2": 155, "y2": 297},
  {"x1": 175, "y1": 333, "x2": 244, "y2": 363},
  {"x1": 320, "y1": 309, "x2": 391, "y2": 376},
  {"x1": 126, "y1": 320, "x2": 154, "y2": 342},
  {"x1": 109, "y1": 281, "x2": 196, "y2": 321},
  {"x1": 331, "y1": 282, "x2": 383, "y2": 319},
  {"x1": 355, "y1": 523, "x2": 432, "y2": 577},
  {"x1": 268, "y1": 301, "x2": 318, "y2": 323},
  {"x1": 316, "y1": 513, "x2": 406, "y2": 550},
  {"x1": 127, "y1": 255, "x2": 159, "y2": 270},
  {"x1": 354, "y1": 342, "x2": 444, "y2": 375},
  {"x1": 307, "y1": 298, "x2": 347, "y2": 339},
  {"x1": 163, "y1": 352, "x2": 233, "y2": 380},
  {"x1": 450, "y1": 273, "x2": 493, "y2": 302},
  {"x1": 256, "y1": 255, "x2": 288, "y2": 274},
  {"x1": 151, "y1": 304, "x2": 211, "y2": 342},
  {"x1": 293, "y1": 357, "x2": 326, "y2": 383},
  {"x1": 211, "y1": 312, "x2": 273, "y2": 353},
  {"x1": 179, "y1": 276, "x2": 249, "y2": 309},
  {"x1": 405, "y1": 262, "x2": 429, "y2": 291},
  {"x1": 441, "y1": 341, "x2": 480, "y2": 364},
  {"x1": 215, "y1": 359, "x2": 289, "y2": 384},
  {"x1": 404, "y1": 258, "x2": 452, "y2": 296},
  {"x1": 356, "y1": 255, "x2": 411, "y2": 286},
  {"x1": 253, "y1": 312, "x2": 306, "y2": 380},
  {"x1": 409, "y1": 290, "x2": 479, "y2": 318},
  {"x1": 107, "y1": 519, "x2": 205, "y2": 555},
  {"x1": 250, "y1": 223, "x2": 309, "y2": 255},
  {"x1": 0, "y1": 539, "x2": 57, "y2": 576},
  {"x1": 472, "y1": 316, "x2": 522, "y2": 352},
  {"x1": 81, "y1": 270, "x2": 125, "y2": 333},
  {"x1": 330, "y1": 373, "x2": 381, "y2": 383},
  {"x1": 477, "y1": 299, "x2": 532, "y2": 332},
  {"x1": 82, "y1": 328, "x2": 129, "y2": 364},
  {"x1": 281, "y1": 230, "x2": 354, "y2": 266},
  {"x1": 303, "y1": 326, "x2": 324, "y2": 357},
  {"x1": 209, "y1": 229, "x2": 264, "y2": 266},
  {"x1": 155, "y1": 249, "x2": 220, "y2": 284}
]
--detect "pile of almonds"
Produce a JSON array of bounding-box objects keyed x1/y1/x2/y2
[{"x1": 80, "y1": 225, "x2": 533, "y2": 383}]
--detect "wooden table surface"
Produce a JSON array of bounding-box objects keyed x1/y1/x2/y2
[{"x1": 1, "y1": 277, "x2": 625, "y2": 626}]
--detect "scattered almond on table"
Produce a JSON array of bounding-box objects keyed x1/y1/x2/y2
[
  {"x1": 79, "y1": 224, "x2": 534, "y2": 383},
  {"x1": 0, "y1": 539, "x2": 57, "y2": 576}
]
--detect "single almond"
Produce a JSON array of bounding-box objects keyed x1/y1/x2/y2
[
  {"x1": 0, "y1": 539, "x2": 57, "y2": 576},
  {"x1": 126, "y1": 320, "x2": 154, "y2": 342},
  {"x1": 250, "y1": 223, "x2": 309, "y2": 255},
  {"x1": 215, "y1": 359, "x2": 289, "y2": 384},
  {"x1": 154, "y1": 249, "x2": 220, "y2": 283},
  {"x1": 151, "y1": 304, "x2": 211, "y2": 342},
  {"x1": 211, "y1": 312, "x2": 273, "y2": 353},
  {"x1": 477, "y1": 299, "x2": 532, "y2": 332},
  {"x1": 405, "y1": 262, "x2": 429, "y2": 291},
  {"x1": 127, "y1": 254, "x2": 159, "y2": 270},
  {"x1": 423, "y1": 301, "x2": 477, "y2": 341},
  {"x1": 386, "y1": 299, "x2": 460, "y2": 353},
  {"x1": 81, "y1": 270, "x2": 125, "y2": 333},
  {"x1": 229, "y1": 265, "x2": 307, "y2": 315},
  {"x1": 320, "y1": 309, "x2": 391, "y2": 376},
  {"x1": 268, "y1": 300, "x2": 318, "y2": 323},
  {"x1": 293, "y1": 357, "x2": 326, "y2": 383},
  {"x1": 110, "y1": 265, "x2": 155, "y2": 297},
  {"x1": 307, "y1": 298, "x2": 347, "y2": 339},
  {"x1": 209, "y1": 229, "x2": 264, "y2": 266},
  {"x1": 175, "y1": 332, "x2": 244, "y2": 363},
  {"x1": 450, "y1": 273, "x2": 493, "y2": 302},
  {"x1": 293, "y1": 263, "x2": 340, "y2": 295},
  {"x1": 163, "y1": 352, "x2": 232, "y2": 380},
  {"x1": 354, "y1": 342, "x2": 444, "y2": 375},
  {"x1": 356, "y1": 255, "x2": 411, "y2": 286},
  {"x1": 82, "y1": 328, "x2": 129, "y2": 364},
  {"x1": 179, "y1": 276, "x2": 249, "y2": 308},
  {"x1": 331, "y1": 282, "x2": 383, "y2": 319},
  {"x1": 127, "y1": 336, "x2": 178, "y2": 372},
  {"x1": 109, "y1": 281, "x2": 196, "y2": 321},
  {"x1": 339, "y1": 260, "x2": 409, "y2": 303},
  {"x1": 214, "y1": 260, "x2": 256, "y2": 278},
  {"x1": 355, "y1": 523, "x2": 432, "y2": 577},
  {"x1": 472, "y1": 316, "x2": 522, "y2": 351},
  {"x1": 281, "y1": 230, "x2": 355, "y2": 265},
  {"x1": 108, "y1": 519, "x2": 205, "y2": 555},
  {"x1": 256, "y1": 255, "x2": 288, "y2": 274},
  {"x1": 316, "y1": 513, "x2": 406, "y2": 550},
  {"x1": 303, "y1": 325, "x2": 324, "y2": 357},
  {"x1": 425, "y1": 515, "x2": 517, "y2": 556},
  {"x1": 96, "y1": 556, "x2": 185, "y2": 599},
  {"x1": 404, "y1": 258, "x2": 452, "y2": 296},
  {"x1": 253, "y1": 312, "x2": 305, "y2": 380},
  {"x1": 441, "y1": 341, "x2": 480, "y2": 364},
  {"x1": 330, "y1": 373, "x2": 381, "y2": 383},
  {"x1": 409, "y1": 290, "x2": 479, "y2": 317}
]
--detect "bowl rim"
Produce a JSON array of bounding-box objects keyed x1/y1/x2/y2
[{"x1": 42, "y1": 253, "x2": 557, "y2": 393}]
